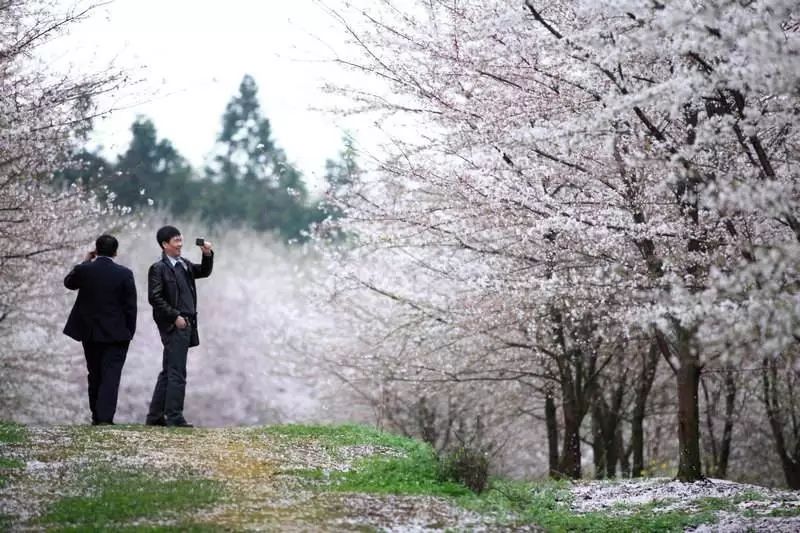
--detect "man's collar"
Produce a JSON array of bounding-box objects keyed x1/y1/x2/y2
[
  {"x1": 96, "y1": 255, "x2": 114, "y2": 262},
  {"x1": 162, "y1": 253, "x2": 182, "y2": 267}
]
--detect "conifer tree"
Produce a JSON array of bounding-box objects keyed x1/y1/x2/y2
[
  {"x1": 112, "y1": 118, "x2": 195, "y2": 213},
  {"x1": 204, "y1": 75, "x2": 310, "y2": 240}
]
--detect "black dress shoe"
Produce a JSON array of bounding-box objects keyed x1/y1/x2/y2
[
  {"x1": 145, "y1": 419, "x2": 166, "y2": 426},
  {"x1": 166, "y1": 421, "x2": 194, "y2": 428}
]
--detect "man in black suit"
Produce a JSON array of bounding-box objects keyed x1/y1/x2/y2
[
  {"x1": 64, "y1": 234, "x2": 137, "y2": 425},
  {"x1": 145, "y1": 225, "x2": 214, "y2": 428}
]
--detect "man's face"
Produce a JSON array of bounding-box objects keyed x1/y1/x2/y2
[{"x1": 162, "y1": 235, "x2": 183, "y2": 257}]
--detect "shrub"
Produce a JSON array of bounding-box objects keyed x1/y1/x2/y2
[{"x1": 437, "y1": 446, "x2": 489, "y2": 494}]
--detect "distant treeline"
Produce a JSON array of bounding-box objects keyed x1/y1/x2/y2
[{"x1": 59, "y1": 75, "x2": 357, "y2": 242}]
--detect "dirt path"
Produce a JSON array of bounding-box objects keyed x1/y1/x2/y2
[{"x1": 0, "y1": 425, "x2": 515, "y2": 532}]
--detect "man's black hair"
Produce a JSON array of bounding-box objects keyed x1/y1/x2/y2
[
  {"x1": 156, "y1": 225, "x2": 181, "y2": 249},
  {"x1": 95, "y1": 234, "x2": 118, "y2": 257}
]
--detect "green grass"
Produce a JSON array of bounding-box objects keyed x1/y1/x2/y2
[
  {"x1": 459, "y1": 480, "x2": 719, "y2": 532},
  {"x1": 0, "y1": 421, "x2": 25, "y2": 444},
  {"x1": 54, "y1": 525, "x2": 221, "y2": 533},
  {"x1": 0, "y1": 423, "x2": 27, "y2": 528},
  {"x1": 266, "y1": 423, "x2": 421, "y2": 451},
  {"x1": 40, "y1": 469, "x2": 224, "y2": 532},
  {"x1": 270, "y1": 424, "x2": 470, "y2": 497},
  {"x1": 0, "y1": 457, "x2": 24, "y2": 470},
  {"x1": 332, "y1": 448, "x2": 470, "y2": 497},
  {"x1": 764, "y1": 505, "x2": 800, "y2": 517},
  {"x1": 4, "y1": 423, "x2": 785, "y2": 531},
  {"x1": 0, "y1": 421, "x2": 26, "y2": 491},
  {"x1": 269, "y1": 424, "x2": 724, "y2": 531}
]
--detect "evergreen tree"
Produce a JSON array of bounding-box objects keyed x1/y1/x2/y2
[
  {"x1": 112, "y1": 118, "x2": 196, "y2": 213},
  {"x1": 204, "y1": 74, "x2": 311, "y2": 241}
]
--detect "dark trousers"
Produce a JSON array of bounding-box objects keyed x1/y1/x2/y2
[
  {"x1": 82, "y1": 340, "x2": 128, "y2": 424},
  {"x1": 146, "y1": 322, "x2": 192, "y2": 425}
]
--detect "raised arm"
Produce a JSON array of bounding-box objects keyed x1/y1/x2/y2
[
  {"x1": 64, "y1": 262, "x2": 88, "y2": 290},
  {"x1": 191, "y1": 250, "x2": 214, "y2": 280}
]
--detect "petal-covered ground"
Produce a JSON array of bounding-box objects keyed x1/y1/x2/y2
[
  {"x1": 0, "y1": 425, "x2": 532, "y2": 531},
  {"x1": 570, "y1": 477, "x2": 800, "y2": 532},
  {"x1": 1, "y1": 423, "x2": 799, "y2": 532}
]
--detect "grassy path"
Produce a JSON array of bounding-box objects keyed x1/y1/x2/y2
[
  {"x1": 0, "y1": 423, "x2": 522, "y2": 532},
  {"x1": 3, "y1": 422, "x2": 800, "y2": 532}
]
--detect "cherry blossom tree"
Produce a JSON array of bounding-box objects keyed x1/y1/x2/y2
[
  {"x1": 313, "y1": 0, "x2": 800, "y2": 482},
  {"x1": 0, "y1": 0, "x2": 127, "y2": 413}
]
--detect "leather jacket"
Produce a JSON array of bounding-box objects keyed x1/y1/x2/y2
[{"x1": 148, "y1": 251, "x2": 213, "y2": 331}]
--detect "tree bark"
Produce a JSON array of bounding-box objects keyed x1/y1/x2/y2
[
  {"x1": 632, "y1": 342, "x2": 659, "y2": 477},
  {"x1": 559, "y1": 398, "x2": 582, "y2": 479},
  {"x1": 617, "y1": 428, "x2": 631, "y2": 478},
  {"x1": 716, "y1": 369, "x2": 737, "y2": 478},
  {"x1": 762, "y1": 356, "x2": 800, "y2": 489},
  {"x1": 545, "y1": 392, "x2": 560, "y2": 479},
  {"x1": 550, "y1": 310, "x2": 594, "y2": 480},
  {"x1": 592, "y1": 401, "x2": 607, "y2": 479},
  {"x1": 604, "y1": 378, "x2": 625, "y2": 478},
  {"x1": 605, "y1": 419, "x2": 620, "y2": 478},
  {"x1": 631, "y1": 407, "x2": 646, "y2": 477},
  {"x1": 676, "y1": 348, "x2": 703, "y2": 481},
  {"x1": 656, "y1": 326, "x2": 704, "y2": 482}
]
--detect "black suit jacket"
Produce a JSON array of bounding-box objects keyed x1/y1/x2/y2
[
  {"x1": 63, "y1": 256, "x2": 137, "y2": 343},
  {"x1": 148, "y1": 252, "x2": 213, "y2": 346}
]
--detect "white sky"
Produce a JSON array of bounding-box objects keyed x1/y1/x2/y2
[{"x1": 53, "y1": 0, "x2": 367, "y2": 191}]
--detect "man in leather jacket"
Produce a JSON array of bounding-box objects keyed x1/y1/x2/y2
[{"x1": 145, "y1": 225, "x2": 213, "y2": 427}]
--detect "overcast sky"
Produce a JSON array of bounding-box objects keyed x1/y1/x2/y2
[{"x1": 55, "y1": 0, "x2": 365, "y2": 190}]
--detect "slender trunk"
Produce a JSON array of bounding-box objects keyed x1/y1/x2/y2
[
  {"x1": 701, "y1": 376, "x2": 719, "y2": 476},
  {"x1": 559, "y1": 396, "x2": 582, "y2": 479},
  {"x1": 762, "y1": 357, "x2": 800, "y2": 489},
  {"x1": 604, "y1": 379, "x2": 625, "y2": 479},
  {"x1": 618, "y1": 428, "x2": 631, "y2": 478},
  {"x1": 592, "y1": 402, "x2": 606, "y2": 479},
  {"x1": 631, "y1": 408, "x2": 645, "y2": 477},
  {"x1": 632, "y1": 342, "x2": 659, "y2": 477},
  {"x1": 545, "y1": 392, "x2": 560, "y2": 479},
  {"x1": 677, "y1": 354, "x2": 703, "y2": 481},
  {"x1": 416, "y1": 396, "x2": 438, "y2": 447},
  {"x1": 782, "y1": 460, "x2": 800, "y2": 490},
  {"x1": 716, "y1": 370, "x2": 737, "y2": 478},
  {"x1": 605, "y1": 419, "x2": 619, "y2": 478}
]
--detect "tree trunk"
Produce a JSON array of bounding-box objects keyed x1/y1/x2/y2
[
  {"x1": 605, "y1": 421, "x2": 620, "y2": 478},
  {"x1": 559, "y1": 397, "x2": 582, "y2": 479},
  {"x1": 677, "y1": 354, "x2": 703, "y2": 481},
  {"x1": 716, "y1": 370, "x2": 737, "y2": 478},
  {"x1": 604, "y1": 379, "x2": 626, "y2": 479},
  {"x1": 777, "y1": 457, "x2": 800, "y2": 490},
  {"x1": 545, "y1": 392, "x2": 560, "y2": 479},
  {"x1": 762, "y1": 356, "x2": 800, "y2": 489},
  {"x1": 631, "y1": 408, "x2": 645, "y2": 477},
  {"x1": 618, "y1": 428, "x2": 631, "y2": 478},
  {"x1": 632, "y1": 341, "x2": 659, "y2": 477},
  {"x1": 592, "y1": 402, "x2": 606, "y2": 479}
]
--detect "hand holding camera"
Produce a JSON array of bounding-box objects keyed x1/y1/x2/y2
[
  {"x1": 196, "y1": 238, "x2": 213, "y2": 256},
  {"x1": 84, "y1": 250, "x2": 97, "y2": 262}
]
